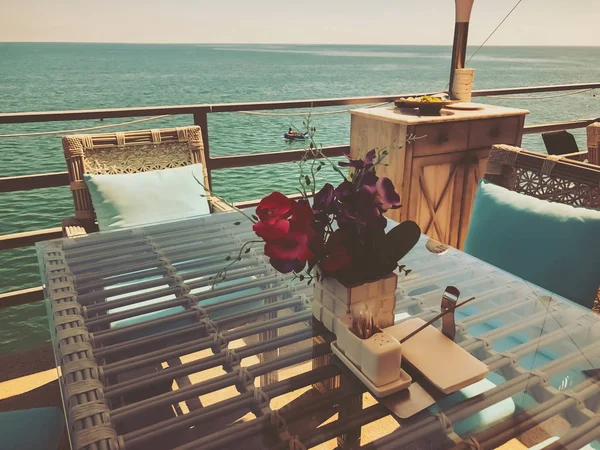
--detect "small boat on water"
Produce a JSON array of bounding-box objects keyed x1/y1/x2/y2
[{"x1": 284, "y1": 132, "x2": 309, "y2": 140}]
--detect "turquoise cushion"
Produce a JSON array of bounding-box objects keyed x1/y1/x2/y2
[
  {"x1": 431, "y1": 375, "x2": 515, "y2": 434},
  {"x1": 0, "y1": 407, "x2": 64, "y2": 450},
  {"x1": 464, "y1": 180, "x2": 600, "y2": 307},
  {"x1": 84, "y1": 165, "x2": 211, "y2": 231},
  {"x1": 106, "y1": 278, "x2": 263, "y2": 339}
]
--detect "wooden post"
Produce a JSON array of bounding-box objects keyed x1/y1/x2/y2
[
  {"x1": 193, "y1": 110, "x2": 212, "y2": 187},
  {"x1": 587, "y1": 122, "x2": 600, "y2": 166},
  {"x1": 449, "y1": 0, "x2": 475, "y2": 93}
]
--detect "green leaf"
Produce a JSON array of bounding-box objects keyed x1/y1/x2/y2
[
  {"x1": 234, "y1": 221, "x2": 241, "y2": 225},
  {"x1": 244, "y1": 248, "x2": 251, "y2": 253},
  {"x1": 225, "y1": 256, "x2": 231, "y2": 261},
  {"x1": 385, "y1": 221, "x2": 421, "y2": 263}
]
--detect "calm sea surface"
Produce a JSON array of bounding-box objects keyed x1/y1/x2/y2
[{"x1": 0, "y1": 43, "x2": 599, "y2": 352}]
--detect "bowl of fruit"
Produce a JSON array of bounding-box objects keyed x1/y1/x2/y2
[{"x1": 394, "y1": 95, "x2": 458, "y2": 116}]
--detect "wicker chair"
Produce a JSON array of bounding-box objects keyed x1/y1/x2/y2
[
  {"x1": 483, "y1": 143, "x2": 600, "y2": 310},
  {"x1": 62, "y1": 126, "x2": 229, "y2": 237}
]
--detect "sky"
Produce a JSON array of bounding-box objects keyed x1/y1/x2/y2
[{"x1": 0, "y1": 0, "x2": 599, "y2": 46}]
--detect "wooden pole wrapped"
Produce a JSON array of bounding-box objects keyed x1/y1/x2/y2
[{"x1": 587, "y1": 122, "x2": 600, "y2": 166}]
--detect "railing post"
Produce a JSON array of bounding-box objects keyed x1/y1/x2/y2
[
  {"x1": 587, "y1": 122, "x2": 600, "y2": 165},
  {"x1": 193, "y1": 110, "x2": 212, "y2": 186},
  {"x1": 449, "y1": 0, "x2": 475, "y2": 93}
]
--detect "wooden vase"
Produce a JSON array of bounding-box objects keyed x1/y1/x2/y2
[{"x1": 313, "y1": 271, "x2": 398, "y2": 331}]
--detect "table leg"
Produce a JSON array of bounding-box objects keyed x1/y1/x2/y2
[
  {"x1": 311, "y1": 320, "x2": 339, "y2": 393},
  {"x1": 260, "y1": 294, "x2": 279, "y2": 386},
  {"x1": 337, "y1": 370, "x2": 363, "y2": 449}
]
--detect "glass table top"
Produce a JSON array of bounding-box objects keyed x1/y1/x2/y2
[{"x1": 36, "y1": 211, "x2": 600, "y2": 450}]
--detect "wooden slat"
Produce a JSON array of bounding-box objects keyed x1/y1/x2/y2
[
  {"x1": 207, "y1": 93, "x2": 427, "y2": 113},
  {"x1": 0, "y1": 147, "x2": 348, "y2": 193},
  {"x1": 0, "y1": 93, "x2": 428, "y2": 124},
  {"x1": 1, "y1": 82, "x2": 597, "y2": 124},
  {"x1": 208, "y1": 145, "x2": 348, "y2": 170},
  {"x1": 233, "y1": 192, "x2": 308, "y2": 210},
  {"x1": 0, "y1": 106, "x2": 205, "y2": 124},
  {"x1": 523, "y1": 118, "x2": 599, "y2": 135},
  {"x1": 471, "y1": 82, "x2": 600, "y2": 97},
  {"x1": 0, "y1": 172, "x2": 69, "y2": 193},
  {"x1": 0, "y1": 227, "x2": 62, "y2": 251},
  {"x1": 0, "y1": 286, "x2": 44, "y2": 308}
]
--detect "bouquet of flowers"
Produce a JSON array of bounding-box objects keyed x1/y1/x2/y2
[{"x1": 251, "y1": 146, "x2": 421, "y2": 287}]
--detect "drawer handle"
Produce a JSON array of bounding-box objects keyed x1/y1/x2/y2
[
  {"x1": 437, "y1": 132, "x2": 449, "y2": 144},
  {"x1": 489, "y1": 127, "x2": 501, "y2": 138}
]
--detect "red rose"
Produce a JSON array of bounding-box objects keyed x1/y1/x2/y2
[
  {"x1": 253, "y1": 218, "x2": 290, "y2": 240},
  {"x1": 256, "y1": 192, "x2": 295, "y2": 224},
  {"x1": 264, "y1": 232, "x2": 314, "y2": 262},
  {"x1": 253, "y1": 193, "x2": 316, "y2": 273}
]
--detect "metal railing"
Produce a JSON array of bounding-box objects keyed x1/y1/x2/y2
[{"x1": 1, "y1": 81, "x2": 599, "y2": 307}]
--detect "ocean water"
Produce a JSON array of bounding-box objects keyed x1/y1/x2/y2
[{"x1": 0, "y1": 43, "x2": 599, "y2": 352}]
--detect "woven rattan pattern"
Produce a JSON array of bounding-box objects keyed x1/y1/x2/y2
[
  {"x1": 84, "y1": 142, "x2": 193, "y2": 175},
  {"x1": 511, "y1": 168, "x2": 600, "y2": 208}
]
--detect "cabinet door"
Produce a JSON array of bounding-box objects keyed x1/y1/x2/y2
[
  {"x1": 406, "y1": 153, "x2": 466, "y2": 247},
  {"x1": 458, "y1": 148, "x2": 491, "y2": 249}
]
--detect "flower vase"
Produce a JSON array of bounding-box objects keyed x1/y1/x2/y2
[{"x1": 313, "y1": 271, "x2": 398, "y2": 332}]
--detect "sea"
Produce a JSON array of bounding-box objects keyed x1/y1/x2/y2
[{"x1": 0, "y1": 43, "x2": 599, "y2": 353}]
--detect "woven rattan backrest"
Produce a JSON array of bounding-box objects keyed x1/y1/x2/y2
[
  {"x1": 484, "y1": 144, "x2": 600, "y2": 208},
  {"x1": 62, "y1": 126, "x2": 210, "y2": 225}
]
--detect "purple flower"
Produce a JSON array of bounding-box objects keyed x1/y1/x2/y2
[
  {"x1": 313, "y1": 183, "x2": 335, "y2": 213},
  {"x1": 356, "y1": 189, "x2": 387, "y2": 228},
  {"x1": 334, "y1": 180, "x2": 353, "y2": 201},
  {"x1": 359, "y1": 170, "x2": 378, "y2": 194},
  {"x1": 376, "y1": 177, "x2": 401, "y2": 210},
  {"x1": 364, "y1": 149, "x2": 376, "y2": 165},
  {"x1": 339, "y1": 149, "x2": 377, "y2": 170}
]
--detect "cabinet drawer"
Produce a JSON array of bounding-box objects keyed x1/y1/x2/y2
[
  {"x1": 413, "y1": 121, "x2": 469, "y2": 157},
  {"x1": 468, "y1": 117, "x2": 520, "y2": 149}
]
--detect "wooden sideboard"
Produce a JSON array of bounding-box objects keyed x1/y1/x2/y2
[{"x1": 350, "y1": 104, "x2": 529, "y2": 249}]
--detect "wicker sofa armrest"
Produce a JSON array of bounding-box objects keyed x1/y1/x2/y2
[
  {"x1": 61, "y1": 218, "x2": 91, "y2": 238},
  {"x1": 209, "y1": 197, "x2": 234, "y2": 213}
]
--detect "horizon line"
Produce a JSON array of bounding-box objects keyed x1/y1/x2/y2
[{"x1": 1, "y1": 41, "x2": 599, "y2": 48}]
